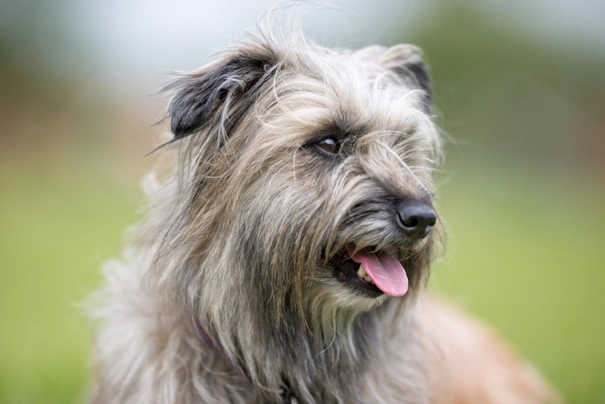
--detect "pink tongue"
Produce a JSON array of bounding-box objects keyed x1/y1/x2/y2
[{"x1": 347, "y1": 246, "x2": 408, "y2": 297}]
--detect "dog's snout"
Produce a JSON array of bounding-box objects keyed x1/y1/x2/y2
[{"x1": 395, "y1": 200, "x2": 436, "y2": 240}]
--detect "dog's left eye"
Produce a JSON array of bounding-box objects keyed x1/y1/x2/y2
[{"x1": 317, "y1": 137, "x2": 340, "y2": 154}]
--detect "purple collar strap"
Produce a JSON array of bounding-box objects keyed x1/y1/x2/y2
[{"x1": 194, "y1": 321, "x2": 251, "y2": 382}]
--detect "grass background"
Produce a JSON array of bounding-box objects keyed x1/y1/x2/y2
[{"x1": 1, "y1": 157, "x2": 603, "y2": 403}]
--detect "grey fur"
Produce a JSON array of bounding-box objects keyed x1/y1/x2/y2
[{"x1": 89, "y1": 22, "x2": 559, "y2": 404}]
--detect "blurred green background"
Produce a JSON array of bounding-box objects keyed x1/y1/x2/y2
[{"x1": 1, "y1": 1, "x2": 604, "y2": 403}]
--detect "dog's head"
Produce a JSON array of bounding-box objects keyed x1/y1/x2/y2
[{"x1": 157, "y1": 31, "x2": 442, "y2": 328}]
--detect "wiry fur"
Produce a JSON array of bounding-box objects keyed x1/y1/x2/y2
[{"x1": 89, "y1": 22, "x2": 560, "y2": 404}]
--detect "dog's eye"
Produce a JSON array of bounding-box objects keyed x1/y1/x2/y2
[{"x1": 317, "y1": 137, "x2": 340, "y2": 154}]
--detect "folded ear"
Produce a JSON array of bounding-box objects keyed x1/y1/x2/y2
[
  {"x1": 380, "y1": 45, "x2": 433, "y2": 113},
  {"x1": 165, "y1": 53, "x2": 275, "y2": 145}
]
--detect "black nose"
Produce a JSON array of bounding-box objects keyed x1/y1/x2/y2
[{"x1": 395, "y1": 200, "x2": 437, "y2": 240}]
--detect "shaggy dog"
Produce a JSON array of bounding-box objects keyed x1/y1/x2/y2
[{"x1": 89, "y1": 22, "x2": 559, "y2": 404}]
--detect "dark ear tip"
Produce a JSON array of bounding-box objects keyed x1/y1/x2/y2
[
  {"x1": 380, "y1": 45, "x2": 433, "y2": 111},
  {"x1": 169, "y1": 114, "x2": 187, "y2": 139},
  {"x1": 405, "y1": 60, "x2": 432, "y2": 105},
  {"x1": 167, "y1": 91, "x2": 201, "y2": 139},
  {"x1": 170, "y1": 123, "x2": 185, "y2": 139},
  {"x1": 170, "y1": 120, "x2": 200, "y2": 140}
]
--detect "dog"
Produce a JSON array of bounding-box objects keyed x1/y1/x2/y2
[{"x1": 89, "y1": 21, "x2": 560, "y2": 404}]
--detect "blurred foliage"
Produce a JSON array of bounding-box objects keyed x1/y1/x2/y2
[{"x1": 1, "y1": 0, "x2": 604, "y2": 403}]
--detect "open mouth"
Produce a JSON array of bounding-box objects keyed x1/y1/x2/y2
[{"x1": 329, "y1": 244, "x2": 409, "y2": 298}]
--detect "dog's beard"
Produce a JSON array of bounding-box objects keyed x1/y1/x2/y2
[{"x1": 306, "y1": 238, "x2": 433, "y2": 331}]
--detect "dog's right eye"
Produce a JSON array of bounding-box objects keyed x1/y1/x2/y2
[{"x1": 316, "y1": 137, "x2": 340, "y2": 154}]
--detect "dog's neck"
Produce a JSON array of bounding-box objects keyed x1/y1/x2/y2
[
  {"x1": 193, "y1": 320, "x2": 250, "y2": 382},
  {"x1": 193, "y1": 296, "x2": 411, "y2": 403},
  {"x1": 193, "y1": 318, "x2": 303, "y2": 403}
]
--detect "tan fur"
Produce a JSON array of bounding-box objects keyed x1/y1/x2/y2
[{"x1": 89, "y1": 19, "x2": 561, "y2": 404}]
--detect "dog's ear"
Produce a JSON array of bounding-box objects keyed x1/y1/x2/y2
[
  {"x1": 380, "y1": 45, "x2": 432, "y2": 112},
  {"x1": 166, "y1": 54, "x2": 275, "y2": 144}
]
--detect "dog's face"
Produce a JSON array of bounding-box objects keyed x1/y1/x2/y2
[{"x1": 162, "y1": 34, "x2": 441, "y2": 324}]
